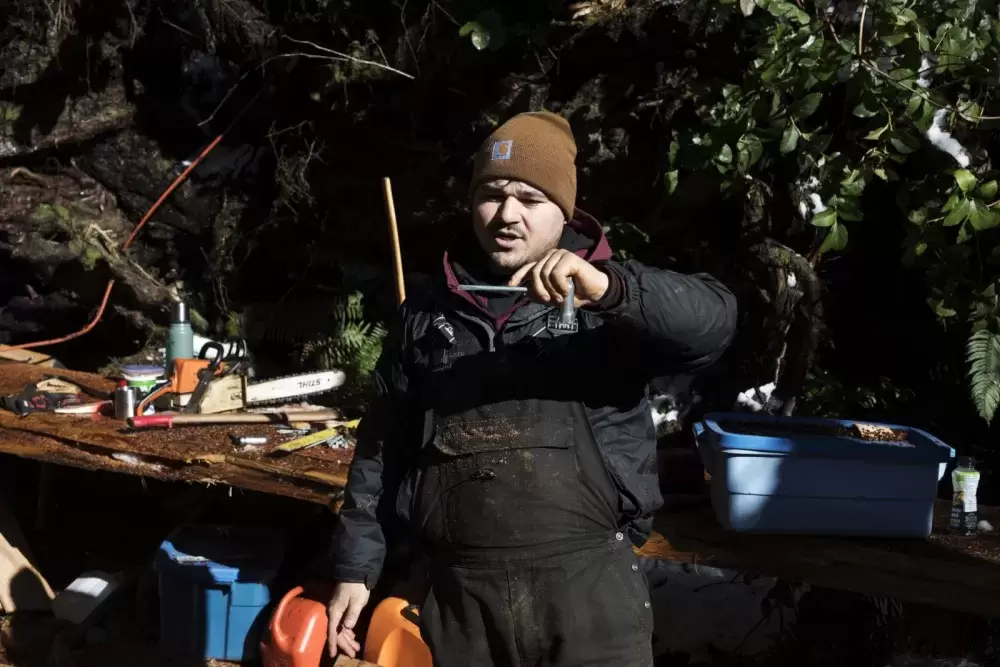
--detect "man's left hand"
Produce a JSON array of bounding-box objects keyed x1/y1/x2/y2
[{"x1": 509, "y1": 249, "x2": 609, "y2": 309}]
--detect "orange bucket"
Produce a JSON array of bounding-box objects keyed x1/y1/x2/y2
[
  {"x1": 362, "y1": 597, "x2": 433, "y2": 667},
  {"x1": 259, "y1": 586, "x2": 329, "y2": 667}
]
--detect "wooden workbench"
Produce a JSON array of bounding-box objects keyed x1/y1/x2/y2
[
  {"x1": 0, "y1": 363, "x2": 350, "y2": 506},
  {"x1": 3, "y1": 363, "x2": 1000, "y2": 619},
  {"x1": 638, "y1": 499, "x2": 1000, "y2": 619}
]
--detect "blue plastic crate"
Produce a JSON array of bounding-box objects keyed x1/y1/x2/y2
[
  {"x1": 154, "y1": 524, "x2": 285, "y2": 661},
  {"x1": 693, "y1": 413, "x2": 955, "y2": 537}
]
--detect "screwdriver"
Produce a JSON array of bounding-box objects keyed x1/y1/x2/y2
[{"x1": 458, "y1": 278, "x2": 576, "y2": 326}]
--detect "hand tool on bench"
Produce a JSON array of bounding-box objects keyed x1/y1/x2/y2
[
  {"x1": 41, "y1": 373, "x2": 113, "y2": 400},
  {"x1": 127, "y1": 411, "x2": 349, "y2": 429},
  {"x1": 457, "y1": 278, "x2": 577, "y2": 332},
  {"x1": 269, "y1": 424, "x2": 358, "y2": 455},
  {"x1": 135, "y1": 339, "x2": 346, "y2": 415}
]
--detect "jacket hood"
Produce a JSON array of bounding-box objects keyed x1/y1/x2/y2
[{"x1": 442, "y1": 208, "x2": 613, "y2": 327}]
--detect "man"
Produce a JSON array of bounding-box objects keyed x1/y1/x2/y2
[{"x1": 326, "y1": 111, "x2": 737, "y2": 666}]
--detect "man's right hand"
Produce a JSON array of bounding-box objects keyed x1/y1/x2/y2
[{"x1": 327, "y1": 581, "x2": 371, "y2": 658}]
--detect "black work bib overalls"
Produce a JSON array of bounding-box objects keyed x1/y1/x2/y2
[{"x1": 403, "y1": 299, "x2": 655, "y2": 667}]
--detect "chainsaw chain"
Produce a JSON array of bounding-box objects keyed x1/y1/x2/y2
[{"x1": 244, "y1": 371, "x2": 342, "y2": 406}]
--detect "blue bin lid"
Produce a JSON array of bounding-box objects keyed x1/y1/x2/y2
[
  {"x1": 696, "y1": 412, "x2": 955, "y2": 464},
  {"x1": 155, "y1": 524, "x2": 285, "y2": 585}
]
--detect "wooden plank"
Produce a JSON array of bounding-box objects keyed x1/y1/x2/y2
[
  {"x1": 0, "y1": 346, "x2": 58, "y2": 367},
  {"x1": 639, "y1": 500, "x2": 1000, "y2": 619},
  {"x1": 0, "y1": 493, "x2": 55, "y2": 613},
  {"x1": 334, "y1": 657, "x2": 382, "y2": 667},
  {"x1": 0, "y1": 423, "x2": 341, "y2": 506}
]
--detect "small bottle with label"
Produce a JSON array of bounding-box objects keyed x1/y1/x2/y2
[{"x1": 949, "y1": 456, "x2": 981, "y2": 536}]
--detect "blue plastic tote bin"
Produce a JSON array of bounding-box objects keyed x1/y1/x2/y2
[
  {"x1": 692, "y1": 413, "x2": 955, "y2": 537},
  {"x1": 154, "y1": 524, "x2": 285, "y2": 661}
]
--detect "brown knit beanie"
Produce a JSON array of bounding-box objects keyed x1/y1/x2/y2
[{"x1": 469, "y1": 111, "x2": 578, "y2": 220}]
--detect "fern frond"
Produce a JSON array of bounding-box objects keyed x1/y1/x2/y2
[
  {"x1": 233, "y1": 290, "x2": 386, "y2": 399},
  {"x1": 236, "y1": 292, "x2": 373, "y2": 346},
  {"x1": 967, "y1": 328, "x2": 1000, "y2": 424}
]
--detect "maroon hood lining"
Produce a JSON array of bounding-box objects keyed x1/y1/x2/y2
[{"x1": 442, "y1": 208, "x2": 614, "y2": 328}]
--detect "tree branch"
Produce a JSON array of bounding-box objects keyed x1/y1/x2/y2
[{"x1": 282, "y1": 36, "x2": 415, "y2": 80}]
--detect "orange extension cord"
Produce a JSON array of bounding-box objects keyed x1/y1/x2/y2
[{"x1": 7, "y1": 134, "x2": 224, "y2": 350}]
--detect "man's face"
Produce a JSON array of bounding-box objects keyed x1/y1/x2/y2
[{"x1": 471, "y1": 180, "x2": 566, "y2": 274}]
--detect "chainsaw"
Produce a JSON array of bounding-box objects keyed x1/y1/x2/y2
[
  {"x1": 136, "y1": 340, "x2": 347, "y2": 415},
  {"x1": 191, "y1": 367, "x2": 347, "y2": 414}
]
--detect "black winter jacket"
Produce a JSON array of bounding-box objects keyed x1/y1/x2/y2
[{"x1": 329, "y1": 211, "x2": 738, "y2": 588}]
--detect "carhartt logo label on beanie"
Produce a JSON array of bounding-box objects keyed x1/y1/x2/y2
[
  {"x1": 491, "y1": 140, "x2": 513, "y2": 161},
  {"x1": 470, "y1": 111, "x2": 578, "y2": 220}
]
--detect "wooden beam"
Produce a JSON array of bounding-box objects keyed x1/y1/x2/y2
[{"x1": 639, "y1": 500, "x2": 1000, "y2": 619}]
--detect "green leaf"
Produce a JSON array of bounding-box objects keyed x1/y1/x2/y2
[
  {"x1": 715, "y1": 144, "x2": 733, "y2": 165},
  {"x1": 760, "y1": 62, "x2": 783, "y2": 83},
  {"x1": 890, "y1": 68, "x2": 916, "y2": 83},
  {"x1": 960, "y1": 100, "x2": 983, "y2": 123},
  {"x1": 976, "y1": 180, "x2": 998, "y2": 199},
  {"x1": 866, "y1": 124, "x2": 889, "y2": 140},
  {"x1": 852, "y1": 102, "x2": 879, "y2": 118},
  {"x1": 459, "y1": 21, "x2": 491, "y2": 50},
  {"x1": 665, "y1": 170, "x2": 679, "y2": 195},
  {"x1": 967, "y1": 329, "x2": 1000, "y2": 424},
  {"x1": 943, "y1": 198, "x2": 970, "y2": 226},
  {"x1": 840, "y1": 179, "x2": 864, "y2": 198},
  {"x1": 471, "y1": 31, "x2": 489, "y2": 49},
  {"x1": 880, "y1": 33, "x2": 908, "y2": 46},
  {"x1": 791, "y1": 92, "x2": 822, "y2": 120},
  {"x1": 780, "y1": 125, "x2": 799, "y2": 154},
  {"x1": 818, "y1": 222, "x2": 848, "y2": 253},
  {"x1": 905, "y1": 94, "x2": 923, "y2": 118},
  {"x1": 957, "y1": 222, "x2": 972, "y2": 243},
  {"x1": 889, "y1": 130, "x2": 921, "y2": 154},
  {"x1": 812, "y1": 209, "x2": 837, "y2": 227},
  {"x1": 739, "y1": 0, "x2": 756, "y2": 16},
  {"x1": 917, "y1": 29, "x2": 931, "y2": 51},
  {"x1": 954, "y1": 169, "x2": 977, "y2": 193},
  {"x1": 836, "y1": 191, "x2": 864, "y2": 221},
  {"x1": 908, "y1": 208, "x2": 928, "y2": 226},
  {"x1": 766, "y1": 1, "x2": 811, "y2": 23},
  {"x1": 942, "y1": 192, "x2": 960, "y2": 213},
  {"x1": 837, "y1": 37, "x2": 858, "y2": 54},
  {"x1": 969, "y1": 201, "x2": 1000, "y2": 230},
  {"x1": 737, "y1": 134, "x2": 764, "y2": 170},
  {"x1": 929, "y1": 298, "x2": 957, "y2": 318}
]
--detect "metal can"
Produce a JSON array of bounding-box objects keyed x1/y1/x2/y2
[{"x1": 114, "y1": 386, "x2": 138, "y2": 420}]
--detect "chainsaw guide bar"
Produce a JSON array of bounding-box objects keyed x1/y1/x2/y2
[
  {"x1": 194, "y1": 369, "x2": 347, "y2": 414},
  {"x1": 244, "y1": 370, "x2": 347, "y2": 405}
]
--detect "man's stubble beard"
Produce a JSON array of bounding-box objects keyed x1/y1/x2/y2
[{"x1": 487, "y1": 242, "x2": 557, "y2": 275}]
